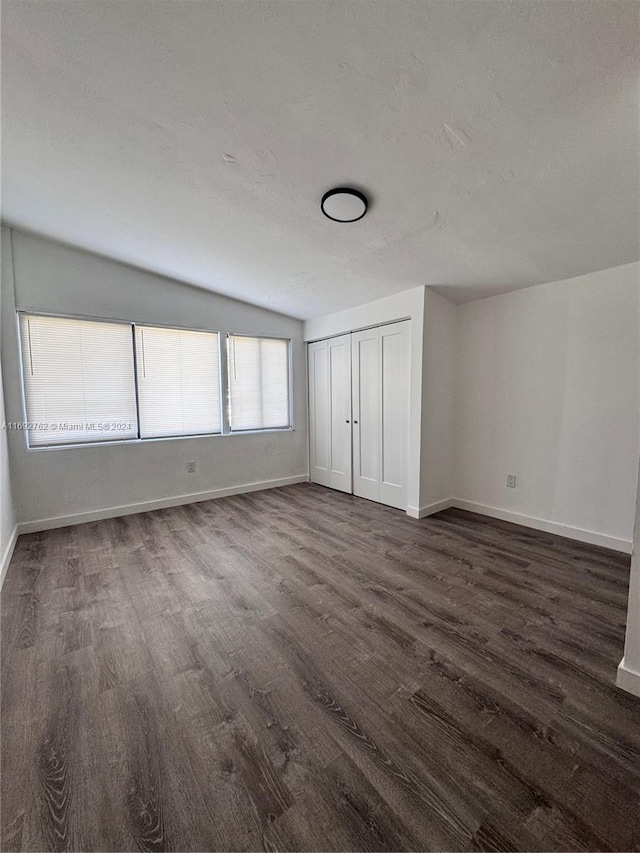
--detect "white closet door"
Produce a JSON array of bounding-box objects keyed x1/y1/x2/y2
[
  {"x1": 308, "y1": 335, "x2": 352, "y2": 492},
  {"x1": 351, "y1": 327, "x2": 381, "y2": 502},
  {"x1": 352, "y1": 321, "x2": 409, "y2": 509},
  {"x1": 379, "y1": 321, "x2": 410, "y2": 509},
  {"x1": 308, "y1": 339, "x2": 331, "y2": 487}
]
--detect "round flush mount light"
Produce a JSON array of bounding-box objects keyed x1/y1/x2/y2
[{"x1": 321, "y1": 187, "x2": 368, "y2": 222}]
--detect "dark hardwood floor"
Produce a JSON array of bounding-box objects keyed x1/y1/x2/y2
[{"x1": 1, "y1": 483, "x2": 639, "y2": 852}]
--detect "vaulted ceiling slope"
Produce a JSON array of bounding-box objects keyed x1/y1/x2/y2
[{"x1": 2, "y1": 1, "x2": 638, "y2": 319}]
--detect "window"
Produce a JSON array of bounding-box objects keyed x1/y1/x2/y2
[
  {"x1": 19, "y1": 314, "x2": 138, "y2": 447},
  {"x1": 228, "y1": 335, "x2": 290, "y2": 431},
  {"x1": 135, "y1": 325, "x2": 221, "y2": 438},
  {"x1": 18, "y1": 314, "x2": 292, "y2": 447}
]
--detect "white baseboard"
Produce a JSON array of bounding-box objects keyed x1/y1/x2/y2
[
  {"x1": 0, "y1": 525, "x2": 18, "y2": 590},
  {"x1": 451, "y1": 498, "x2": 632, "y2": 554},
  {"x1": 14, "y1": 482, "x2": 633, "y2": 555},
  {"x1": 406, "y1": 498, "x2": 454, "y2": 519},
  {"x1": 406, "y1": 496, "x2": 632, "y2": 554},
  {"x1": 617, "y1": 657, "x2": 640, "y2": 698},
  {"x1": 17, "y1": 475, "x2": 309, "y2": 535}
]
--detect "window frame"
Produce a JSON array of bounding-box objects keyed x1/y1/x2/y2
[
  {"x1": 16, "y1": 311, "x2": 294, "y2": 450},
  {"x1": 134, "y1": 323, "x2": 224, "y2": 440}
]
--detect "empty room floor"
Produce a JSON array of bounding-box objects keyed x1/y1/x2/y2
[{"x1": 1, "y1": 483, "x2": 639, "y2": 852}]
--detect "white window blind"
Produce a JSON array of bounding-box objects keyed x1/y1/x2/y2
[
  {"x1": 135, "y1": 325, "x2": 221, "y2": 439},
  {"x1": 228, "y1": 335, "x2": 290, "y2": 431},
  {"x1": 19, "y1": 314, "x2": 138, "y2": 447}
]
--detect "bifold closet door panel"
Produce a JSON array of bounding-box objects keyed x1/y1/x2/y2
[
  {"x1": 379, "y1": 321, "x2": 410, "y2": 509},
  {"x1": 308, "y1": 335, "x2": 352, "y2": 492},
  {"x1": 308, "y1": 339, "x2": 330, "y2": 487},
  {"x1": 327, "y1": 334, "x2": 352, "y2": 492},
  {"x1": 351, "y1": 327, "x2": 381, "y2": 502}
]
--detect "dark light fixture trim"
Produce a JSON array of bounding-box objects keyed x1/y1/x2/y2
[{"x1": 321, "y1": 187, "x2": 368, "y2": 222}]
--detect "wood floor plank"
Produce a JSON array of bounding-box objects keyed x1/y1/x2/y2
[{"x1": 2, "y1": 483, "x2": 639, "y2": 852}]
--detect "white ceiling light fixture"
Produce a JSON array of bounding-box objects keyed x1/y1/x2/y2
[{"x1": 321, "y1": 187, "x2": 368, "y2": 222}]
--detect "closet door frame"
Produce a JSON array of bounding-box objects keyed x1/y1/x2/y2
[{"x1": 309, "y1": 320, "x2": 409, "y2": 510}]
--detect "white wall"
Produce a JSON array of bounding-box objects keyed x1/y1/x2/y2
[
  {"x1": 454, "y1": 262, "x2": 640, "y2": 551},
  {"x1": 0, "y1": 366, "x2": 16, "y2": 581},
  {"x1": 420, "y1": 289, "x2": 456, "y2": 511},
  {"x1": 0, "y1": 230, "x2": 17, "y2": 581},
  {"x1": 618, "y1": 452, "x2": 640, "y2": 697},
  {"x1": 1, "y1": 228, "x2": 308, "y2": 529},
  {"x1": 617, "y1": 260, "x2": 640, "y2": 696}
]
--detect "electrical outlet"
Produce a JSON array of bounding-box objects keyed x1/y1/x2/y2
[
  {"x1": 187, "y1": 460, "x2": 196, "y2": 474},
  {"x1": 506, "y1": 474, "x2": 516, "y2": 488}
]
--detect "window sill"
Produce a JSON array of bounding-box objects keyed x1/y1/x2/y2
[{"x1": 24, "y1": 428, "x2": 295, "y2": 452}]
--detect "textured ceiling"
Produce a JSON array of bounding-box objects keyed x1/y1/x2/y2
[{"x1": 2, "y1": 0, "x2": 638, "y2": 319}]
